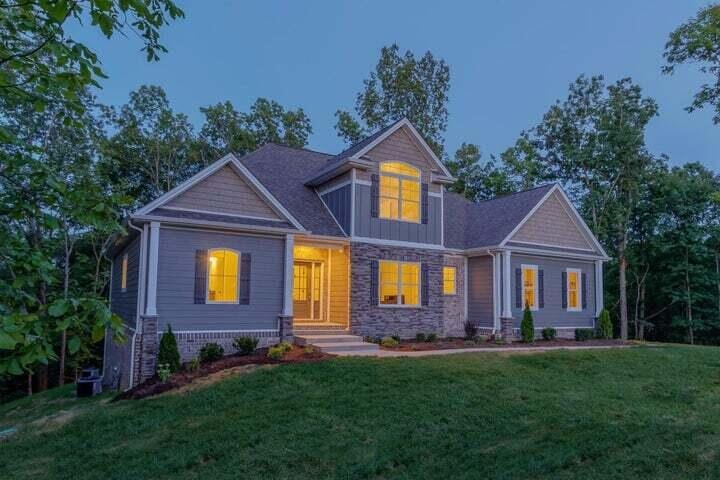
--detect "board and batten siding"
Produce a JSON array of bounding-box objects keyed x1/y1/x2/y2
[
  {"x1": 510, "y1": 254, "x2": 596, "y2": 329},
  {"x1": 165, "y1": 165, "x2": 281, "y2": 220},
  {"x1": 467, "y1": 256, "x2": 494, "y2": 330},
  {"x1": 111, "y1": 235, "x2": 141, "y2": 329},
  {"x1": 156, "y1": 227, "x2": 284, "y2": 332},
  {"x1": 354, "y1": 184, "x2": 442, "y2": 244},
  {"x1": 321, "y1": 184, "x2": 351, "y2": 234}
]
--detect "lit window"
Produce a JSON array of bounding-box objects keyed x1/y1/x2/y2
[
  {"x1": 379, "y1": 162, "x2": 421, "y2": 222},
  {"x1": 567, "y1": 268, "x2": 581, "y2": 311},
  {"x1": 120, "y1": 254, "x2": 128, "y2": 291},
  {"x1": 293, "y1": 264, "x2": 307, "y2": 301},
  {"x1": 522, "y1": 265, "x2": 538, "y2": 310},
  {"x1": 379, "y1": 260, "x2": 420, "y2": 306},
  {"x1": 207, "y1": 249, "x2": 239, "y2": 303},
  {"x1": 443, "y1": 266, "x2": 456, "y2": 295}
]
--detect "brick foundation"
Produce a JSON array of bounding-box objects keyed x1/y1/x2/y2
[{"x1": 169, "y1": 330, "x2": 280, "y2": 362}]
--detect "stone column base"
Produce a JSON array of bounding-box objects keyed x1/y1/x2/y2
[
  {"x1": 133, "y1": 314, "x2": 159, "y2": 387},
  {"x1": 278, "y1": 314, "x2": 293, "y2": 342},
  {"x1": 500, "y1": 317, "x2": 515, "y2": 341}
]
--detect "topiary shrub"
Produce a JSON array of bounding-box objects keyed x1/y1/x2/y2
[
  {"x1": 426, "y1": 333, "x2": 438, "y2": 343},
  {"x1": 158, "y1": 324, "x2": 181, "y2": 373},
  {"x1": 380, "y1": 336, "x2": 399, "y2": 347},
  {"x1": 233, "y1": 336, "x2": 259, "y2": 356},
  {"x1": 199, "y1": 342, "x2": 224, "y2": 363},
  {"x1": 415, "y1": 332, "x2": 426, "y2": 343},
  {"x1": 575, "y1": 328, "x2": 594, "y2": 341},
  {"x1": 521, "y1": 304, "x2": 535, "y2": 343},
  {"x1": 598, "y1": 309, "x2": 613, "y2": 339},
  {"x1": 464, "y1": 320, "x2": 478, "y2": 340},
  {"x1": 541, "y1": 327, "x2": 557, "y2": 341}
]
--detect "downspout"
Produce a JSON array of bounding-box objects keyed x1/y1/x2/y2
[{"x1": 126, "y1": 219, "x2": 144, "y2": 389}]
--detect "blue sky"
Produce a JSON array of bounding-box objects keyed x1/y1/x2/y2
[{"x1": 72, "y1": 1, "x2": 719, "y2": 169}]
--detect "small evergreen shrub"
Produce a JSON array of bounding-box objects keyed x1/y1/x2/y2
[
  {"x1": 158, "y1": 324, "x2": 181, "y2": 373},
  {"x1": 186, "y1": 357, "x2": 200, "y2": 372},
  {"x1": 541, "y1": 327, "x2": 557, "y2": 341},
  {"x1": 575, "y1": 328, "x2": 594, "y2": 341},
  {"x1": 199, "y1": 342, "x2": 224, "y2": 363},
  {"x1": 233, "y1": 336, "x2": 259, "y2": 356},
  {"x1": 464, "y1": 320, "x2": 478, "y2": 340},
  {"x1": 415, "y1": 332, "x2": 426, "y2": 342},
  {"x1": 380, "y1": 336, "x2": 399, "y2": 347},
  {"x1": 598, "y1": 309, "x2": 613, "y2": 339},
  {"x1": 278, "y1": 341, "x2": 293, "y2": 353},
  {"x1": 521, "y1": 305, "x2": 535, "y2": 343},
  {"x1": 157, "y1": 363, "x2": 171, "y2": 382},
  {"x1": 391, "y1": 334, "x2": 401, "y2": 343},
  {"x1": 426, "y1": 333, "x2": 438, "y2": 343},
  {"x1": 267, "y1": 345, "x2": 285, "y2": 360}
]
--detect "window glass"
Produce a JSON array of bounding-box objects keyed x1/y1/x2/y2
[
  {"x1": 522, "y1": 266, "x2": 537, "y2": 309},
  {"x1": 379, "y1": 162, "x2": 421, "y2": 222},
  {"x1": 208, "y1": 249, "x2": 239, "y2": 302},
  {"x1": 567, "y1": 270, "x2": 580, "y2": 310},
  {"x1": 381, "y1": 162, "x2": 420, "y2": 178},
  {"x1": 443, "y1": 266, "x2": 456, "y2": 295},
  {"x1": 379, "y1": 260, "x2": 420, "y2": 306}
]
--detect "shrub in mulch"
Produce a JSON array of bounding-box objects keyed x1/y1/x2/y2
[{"x1": 115, "y1": 345, "x2": 333, "y2": 401}]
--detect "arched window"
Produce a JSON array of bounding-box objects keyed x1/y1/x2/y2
[
  {"x1": 379, "y1": 161, "x2": 420, "y2": 222},
  {"x1": 207, "y1": 249, "x2": 239, "y2": 303}
]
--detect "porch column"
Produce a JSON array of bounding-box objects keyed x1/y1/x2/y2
[
  {"x1": 500, "y1": 250, "x2": 514, "y2": 339},
  {"x1": 145, "y1": 221, "x2": 160, "y2": 316},
  {"x1": 595, "y1": 260, "x2": 604, "y2": 317},
  {"x1": 279, "y1": 234, "x2": 294, "y2": 340}
]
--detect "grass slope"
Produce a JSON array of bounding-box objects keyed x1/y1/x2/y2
[{"x1": 1, "y1": 346, "x2": 720, "y2": 479}]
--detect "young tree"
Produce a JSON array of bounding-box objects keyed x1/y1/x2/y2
[
  {"x1": 663, "y1": 4, "x2": 720, "y2": 124},
  {"x1": 335, "y1": 44, "x2": 450, "y2": 155}
]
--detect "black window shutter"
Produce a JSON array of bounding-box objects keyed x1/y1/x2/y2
[
  {"x1": 515, "y1": 268, "x2": 521, "y2": 308},
  {"x1": 371, "y1": 174, "x2": 379, "y2": 218},
  {"x1": 421, "y1": 183, "x2": 429, "y2": 224},
  {"x1": 561, "y1": 271, "x2": 568, "y2": 309},
  {"x1": 194, "y1": 249, "x2": 208, "y2": 304},
  {"x1": 581, "y1": 272, "x2": 587, "y2": 310},
  {"x1": 370, "y1": 260, "x2": 379, "y2": 305},
  {"x1": 421, "y1": 263, "x2": 429, "y2": 306},
  {"x1": 239, "y1": 253, "x2": 251, "y2": 305},
  {"x1": 538, "y1": 269, "x2": 545, "y2": 308}
]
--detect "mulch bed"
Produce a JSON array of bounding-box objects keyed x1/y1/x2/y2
[
  {"x1": 115, "y1": 346, "x2": 334, "y2": 401},
  {"x1": 381, "y1": 338, "x2": 631, "y2": 352}
]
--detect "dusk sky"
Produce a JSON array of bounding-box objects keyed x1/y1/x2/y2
[{"x1": 72, "y1": 1, "x2": 718, "y2": 169}]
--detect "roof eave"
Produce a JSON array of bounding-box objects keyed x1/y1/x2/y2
[{"x1": 304, "y1": 158, "x2": 373, "y2": 187}]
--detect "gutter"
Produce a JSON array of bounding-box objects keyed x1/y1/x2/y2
[{"x1": 125, "y1": 219, "x2": 144, "y2": 390}]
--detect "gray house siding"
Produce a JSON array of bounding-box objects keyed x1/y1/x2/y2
[
  {"x1": 510, "y1": 254, "x2": 596, "y2": 329},
  {"x1": 110, "y1": 236, "x2": 140, "y2": 329},
  {"x1": 156, "y1": 227, "x2": 284, "y2": 332},
  {"x1": 321, "y1": 184, "x2": 351, "y2": 234},
  {"x1": 354, "y1": 183, "x2": 442, "y2": 244},
  {"x1": 467, "y1": 256, "x2": 494, "y2": 330}
]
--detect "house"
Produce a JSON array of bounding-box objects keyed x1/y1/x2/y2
[{"x1": 103, "y1": 118, "x2": 609, "y2": 389}]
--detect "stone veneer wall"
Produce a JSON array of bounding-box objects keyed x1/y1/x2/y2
[
  {"x1": 350, "y1": 242, "x2": 446, "y2": 339},
  {"x1": 169, "y1": 330, "x2": 280, "y2": 362},
  {"x1": 441, "y1": 254, "x2": 466, "y2": 337}
]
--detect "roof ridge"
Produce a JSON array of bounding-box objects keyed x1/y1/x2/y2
[
  {"x1": 260, "y1": 142, "x2": 334, "y2": 157},
  {"x1": 473, "y1": 182, "x2": 557, "y2": 205}
]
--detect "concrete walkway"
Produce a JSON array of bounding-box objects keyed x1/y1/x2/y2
[{"x1": 334, "y1": 344, "x2": 639, "y2": 357}]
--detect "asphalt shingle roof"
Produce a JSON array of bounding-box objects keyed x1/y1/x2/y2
[{"x1": 152, "y1": 208, "x2": 296, "y2": 230}]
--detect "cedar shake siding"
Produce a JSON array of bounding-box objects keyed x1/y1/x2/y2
[
  {"x1": 156, "y1": 227, "x2": 284, "y2": 332},
  {"x1": 510, "y1": 254, "x2": 596, "y2": 330},
  {"x1": 321, "y1": 184, "x2": 351, "y2": 234},
  {"x1": 467, "y1": 256, "x2": 494, "y2": 331},
  {"x1": 510, "y1": 191, "x2": 594, "y2": 251},
  {"x1": 165, "y1": 165, "x2": 282, "y2": 220},
  {"x1": 110, "y1": 235, "x2": 140, "y2": 329}
]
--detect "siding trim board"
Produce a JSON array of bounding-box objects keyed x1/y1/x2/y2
[{"x1": 160, "y1": 205, "x2": 285, "y2": 223}]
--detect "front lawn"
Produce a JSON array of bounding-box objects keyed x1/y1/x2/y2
[{"x1": 1, "y1": 346, "x2": 719, "y2": 479}]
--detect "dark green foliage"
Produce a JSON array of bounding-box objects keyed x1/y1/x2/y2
[
  {"x1": 463, "y1": 320, "x2": 478, "y2": 340},
  {"x1": 391, "y1": 335, "x2": 401, "y2": 343},
  {"x1": 598, "y1": 309, "x2": 613, "y2": 339},
  {"x1": 575, "y1": 329, "x2": 595, "y2": 341},
  {"x1": 542, "y1": 328, "x2": 557, "y2": 341},
  {"x1": 198, "y1": 343, "x2": 224, "y2": 363},
  {"x1": 158, "y1": 325, "x2": 181, "y2": 373},
  {"x1": 380, "y1": 337, "x2": 399, "y2": 347},
  {"x1": 521, "y1": 305, "x2": 535, "y2": 343},
  {"x1": 232, "y1": 336, "x2": 259, "y2": 356},
  {"x1": 415, "y1": 333, "x2": 426, "y2": 342},
  {"x1": 426, "y1": 333, "x2": 438, "y2": 343}
]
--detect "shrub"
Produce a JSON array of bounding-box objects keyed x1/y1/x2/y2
[
  {"x1": 233, "y1": 336, "x2": 259, "y2": 356},
  {"x1": 391, "y1": 334, "x2": 401, "y2": 343},
  {"x1": 415, "y1": 332, "x2": 426, "y2": 342},
  {"x1": 303, "y1": 345, "x2": 315, "y2": 355},
  {"x1": 267, "y1": 345, "x2": 285, "y2": 360},
  {"x1": 426, "y1": 333, "x2": 438, "y2": 343},
  {"x1": 521, "y1": 305, "x2": 535, "y2": 343},
  {"x1": 158, "y1": 324, "x2": 181, "y2": 373},
  {"x1": 186, "y1": 357, "x2": 200, "y2": 372},
  {"x1": 541, "y1": 327, "x2": 557, "y2": 341},
  {"x1": 199, "y1": 342, "x2": 224, "y2": 363},
  {"x1": 598, "y1": 309, "x2": 613, "y2": 339},
  {"x1": 380, "y1": 336, "x2": 399, "y2": 347},
  {"x1": 157, "y1": 363, "x2": 171, "y2": 382},
  {"x1": 464, "y1": 320, "x2": 478, "y2": 340},
  {"x1": 278, "y1": 341, "x2": 293, "y2": 353},
  {"x1": 474, "y1": 335, "x2": 488, "y2": 344},
  {"x1": 575, "y1": 328, "x2": 594, "y2": 341}
]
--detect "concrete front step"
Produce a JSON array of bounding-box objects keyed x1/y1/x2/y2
[
  {"x1": 294, "y1": 329, "x2": 351, "y2": 336},
  {"x1": 295, "y1": 334, "x2": 380, "y2": 355},
  {"x1": 295, "y1": 334, "x2": 361, "y2": 345}
]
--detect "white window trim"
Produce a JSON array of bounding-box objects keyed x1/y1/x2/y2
[
  {"x1": 521, "y1": 264, "x2": 539, "y2": 312},
  {"x1": 379, "y1": 161, "x2": 421, "y2": 224},
  {"x1": 120, "y1": 253, "x2": 128, "y2": 292},
  {"x1": 206, "y1": 248, "x2": 241, "y2": 305},
  {"x1": 443, "y1": 266, "x2": 457, "y2": 296},
  {"x1": 378, "y1": 260, "x2": 421, "y2": 308},
  {"x1": 566, "y1": 267, "x2": 582, "y2": 312}
]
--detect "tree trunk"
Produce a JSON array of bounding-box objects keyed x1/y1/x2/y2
[
  {"x1": 716, "y1": 252, "x2": 720, "y2": 322},
  {"x1": 685, "y1": 248, "x2": 694, "y2": 345},
  {"x1": 618, "y1": 229, "x2": 629, "y2": 341},
  {"x1": 638, "y1": 283, "x2": 646, "y2": 341},
  {"x1": 58, "y1": 230, "x2": 71, "y2": 386},
  {"x1": 27, "y1": 371, "x2": 33, "y2": 396}
]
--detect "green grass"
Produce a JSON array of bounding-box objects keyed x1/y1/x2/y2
[{"x1": 1, "y1": 346, "x2": 720, "y2": 479}]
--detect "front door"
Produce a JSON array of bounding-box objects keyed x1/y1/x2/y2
[{"x1": 293, "y1": 261, "x2": 323, "y2": 322}]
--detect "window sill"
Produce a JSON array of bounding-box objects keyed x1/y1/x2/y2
[
  {"x1": 378, "y1": 216, "x2": 421, "y2": 225},
  {"x1": 207, "y1": 301, "x2": 240, "y2": 305},
  {"x1": 378, "y1": 304, "x2": 422, "y2": 309}
]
